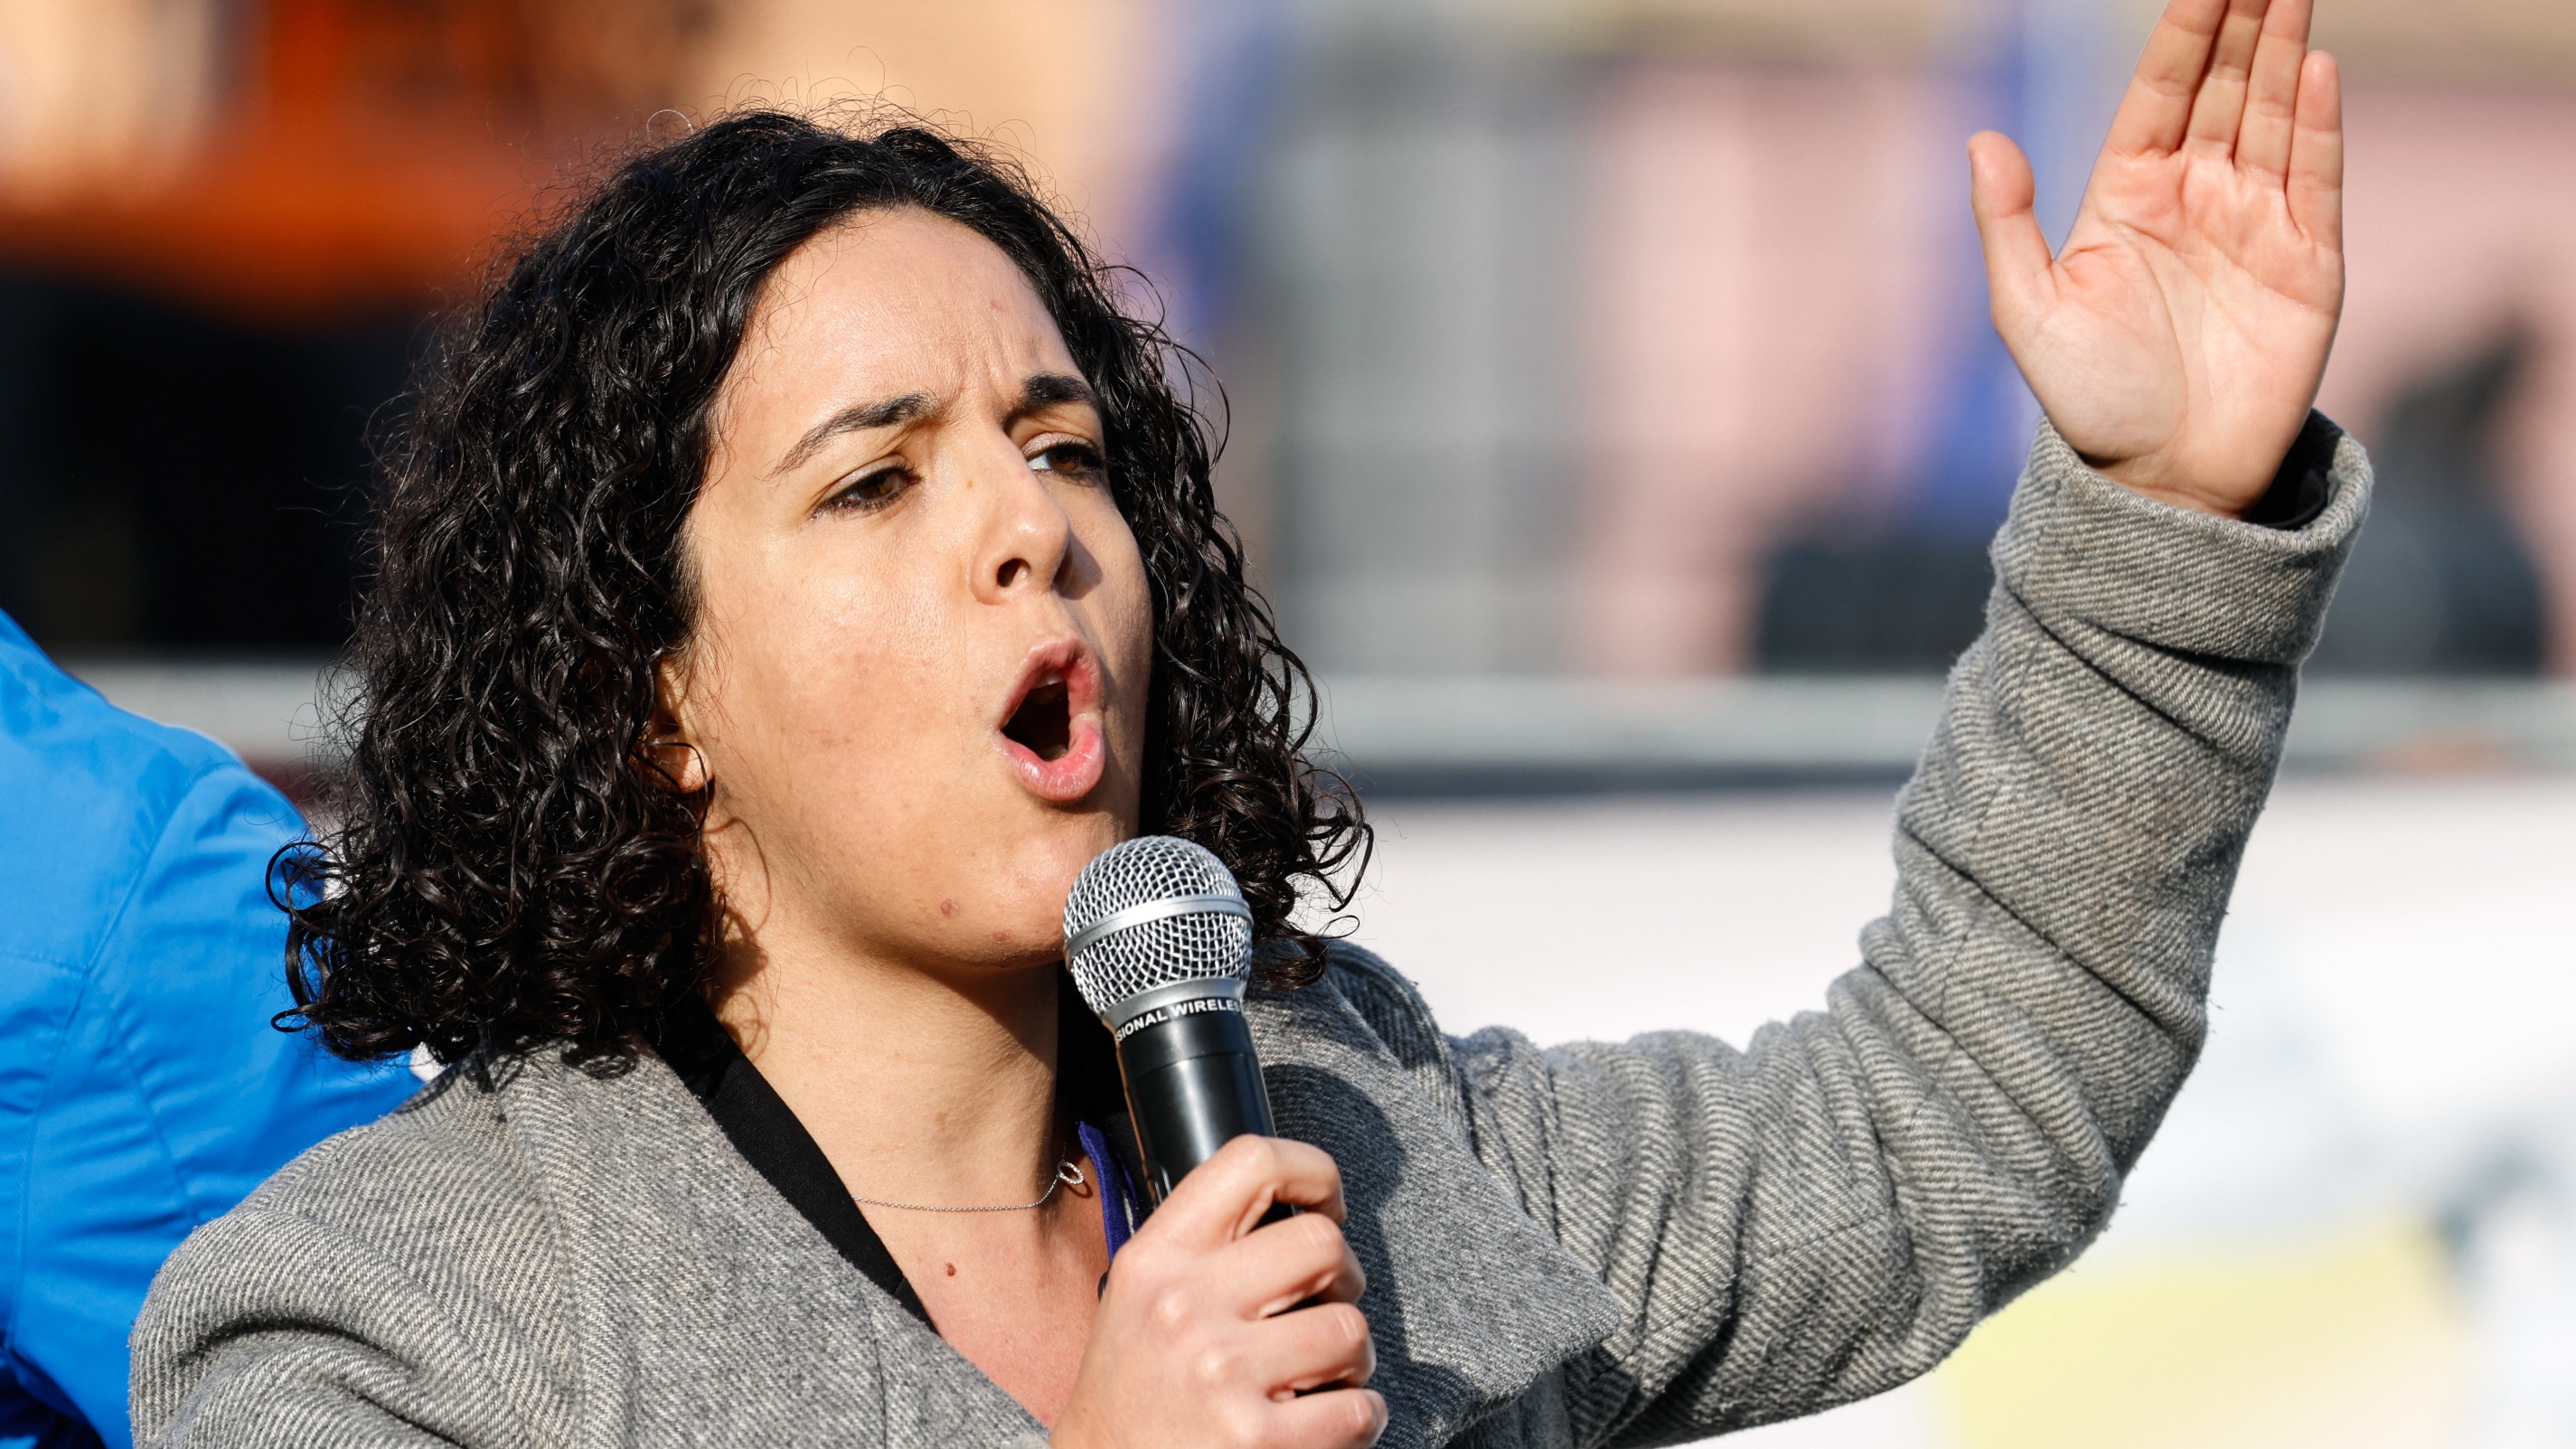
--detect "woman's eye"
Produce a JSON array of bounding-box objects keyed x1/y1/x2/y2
[
  {"x1": 821, "y1": 466, "x2": 913, "y2": 514},
  {"x1": 1029, "y1": 442, "x2": 1106, "y2": 481}
]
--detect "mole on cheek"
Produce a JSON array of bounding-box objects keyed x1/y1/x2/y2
[{"x1": 945, "y1": 1263, "x2": 957, "y2": 1276}]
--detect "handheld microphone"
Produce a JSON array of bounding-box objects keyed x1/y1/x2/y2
[{"x1": 1064, "y1": 836, "x2": 1277, "y2": 1208}]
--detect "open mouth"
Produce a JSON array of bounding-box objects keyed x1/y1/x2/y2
[
  {"x1": 1001, "y1": 675, "x2": 1073, "y2": 761},
  {"x1": 993, "y1": 639, "x2": 1106, "y2": 804}
]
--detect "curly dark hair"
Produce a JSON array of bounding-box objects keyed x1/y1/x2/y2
[{"x1": 282, "y1": 109, "x2": 1367, "y2": 1068}]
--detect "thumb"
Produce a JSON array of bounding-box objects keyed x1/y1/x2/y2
[{"x1": 1968, "y1": 131, "x2": 2053, "y2": 341}]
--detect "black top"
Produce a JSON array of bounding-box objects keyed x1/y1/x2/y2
[
  {"x1": 654, "y1": 976, "x2": 1142, "y2": 1331},
  {"x1": 2244, "y1": 409, "x2": 2343, "y2": 531}
]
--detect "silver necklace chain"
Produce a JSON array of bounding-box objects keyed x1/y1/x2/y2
[{"x1": 847, "y1": 1159, "x2": 1086, "y2": 1214}]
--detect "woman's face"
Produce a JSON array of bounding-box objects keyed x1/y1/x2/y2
[{"x1": 669, "y1": 207, "x2": 1152, "y2": 980}]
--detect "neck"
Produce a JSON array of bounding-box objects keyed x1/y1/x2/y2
[{"x1": 714, "y1": 921, "x2": 1067, "y2": 1210}]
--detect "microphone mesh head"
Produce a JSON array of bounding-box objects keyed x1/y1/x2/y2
[{"x1": 1063, "y1": 836, "x2": 1254, "y2": 1020}]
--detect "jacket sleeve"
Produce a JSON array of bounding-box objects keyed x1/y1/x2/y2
[
  {"x1": 1438, "y1": 419, "x2": 2368, "y2": 1447},
  {"x1": 130, "y1": 1206, "x2": 524, "y2": 1448}
]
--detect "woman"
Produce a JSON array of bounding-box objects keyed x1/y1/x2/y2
[{"x1": 135, "y1": 0, "x2": 2364, "y2": 1444}]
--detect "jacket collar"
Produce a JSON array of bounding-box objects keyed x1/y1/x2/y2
[
  {"x1": 490, "y1": 1049, "x2": 1048, "y2": 1445},
  {"x1": 1246, "y1": 970, "x2": 1626, "y2": 1448},
  {"x1": 489, "y1": 967, "x2": 1622, "y2": 1448}
]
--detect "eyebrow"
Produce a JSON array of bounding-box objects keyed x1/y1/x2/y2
[
  {"x1": 768, "y1": 372, "x2": 1099, "y2": 478},
  {"x1": 1012, "y1": 372, "x2": 1096, "y2": 419},
  {"x1": 771, "y1": 391, "x2": 935, "y2": 476}
]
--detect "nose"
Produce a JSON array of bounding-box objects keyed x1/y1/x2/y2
[{"x1": 972, "y1": 441, "x2": 1077, "y2": 603}]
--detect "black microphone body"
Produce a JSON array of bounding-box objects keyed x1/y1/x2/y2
[
  {"x1": 1063, "y1": 836, "x2": 1288, "y2": 1216},
  {"x1": 1112, "y1": 995, "x2": 1277, "y2": 1204}
]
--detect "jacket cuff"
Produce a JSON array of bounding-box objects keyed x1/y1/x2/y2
[
  {"x1": 1992, "y1": 413, "x2": 2371, "y2": 668},
  {"x1": 2241, "y1": 411, "x2": 2343, "y2": 530}
]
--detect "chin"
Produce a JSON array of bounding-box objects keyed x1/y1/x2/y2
[{"x1": 928, "y1": 804, "x2": 1125, "y2": 967}]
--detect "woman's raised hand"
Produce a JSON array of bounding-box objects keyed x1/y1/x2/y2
[
  {"x1": 1053, "y1": 1136, "x2": 1385, "y2": 1449},
  {"x1": 1970, "y1": 0, "x2": 2344, "y2": 518}
]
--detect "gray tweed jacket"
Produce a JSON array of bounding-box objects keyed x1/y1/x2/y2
[{"x1": 131, "y1": 420, "x2": 2368, "y2": 1449}]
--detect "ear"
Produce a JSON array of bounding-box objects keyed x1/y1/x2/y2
[{"x1": 638, "y1": 654, "x2": 710, "y2": 795}]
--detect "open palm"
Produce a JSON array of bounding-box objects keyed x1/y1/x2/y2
[{"x1": 1971, "y1": 0, "x2": 2344, "y2": 518}]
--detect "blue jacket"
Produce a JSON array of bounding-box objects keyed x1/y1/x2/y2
[{"x1": 0, "y1": 613, "x2": 417, "y2": 1448}]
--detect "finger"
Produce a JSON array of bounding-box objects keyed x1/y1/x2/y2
[
  {"x1": 2185, "y1": 0, "x2": 2271, "y2": 155},
  {"x1": 2233, "y1": 0, "x2": 2312, "y2": 178},
  {"x1": 2183, "y1": 0, "x2": 2272, "y2": 154},
  {"x1": 1217, "y1": 1211, "x2": 1368, "y2": 1317},
  {"x1": 1260, "y1": 1218, "x2": 1368, "y2": 1309},
  {"x1": 1152, "y1": 1135, "x2": 1347, "y2": 1248},
  {"x1": 1264, "y1": 1388, "x2": 1387, "y2": 1449},
  {"x1": 2287, "y1": 50, "x2": 2343, "y2": 250},
  {"x1": 2105, "y1": 0, "x2": 2229, "y2": 156},
  {"x1": 1319, "y1": 1237, "x2": 1367, "y2": 1306},
  {"x1": 1246, "y1": 1302, "x2": 1377, "y2": 1394},
  {"x1": 1968, "y1": 132, "x2": 2054, "y2": 340}
]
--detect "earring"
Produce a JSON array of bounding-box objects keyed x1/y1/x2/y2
[{"x1": 642, "y1": 739, "x2": 710, "y2": 794}]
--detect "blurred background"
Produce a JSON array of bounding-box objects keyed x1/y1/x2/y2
[{"x1": 4, "y1": 0, "x2": 2571, "y2": 1444}]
